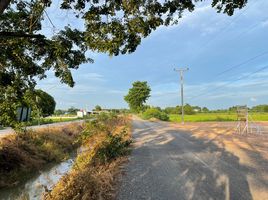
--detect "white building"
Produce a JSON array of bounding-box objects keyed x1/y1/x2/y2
[{"x1": 77, "y1": 110, "x2": 89, "y2": 118}]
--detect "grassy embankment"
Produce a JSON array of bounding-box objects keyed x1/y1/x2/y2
[
  {"x1": 44, "y1": 114, "x2": 132, "y2": 200},
  {"x1": 169, "y1": 112, "x2": 268, "y2": 122},
  {"x1": 0, "y1": 123, "x2": 83, "y2": 188}
]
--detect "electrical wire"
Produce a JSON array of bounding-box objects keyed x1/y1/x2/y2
[
  {"x1": 189, "y1": 64, "x2": 268, "y2": 100},
  {"x1": 214, "y1": 50, "x2": 268, "y2": 77},
  {"x1": 44, "y1": 10, "x2": 57, "y2": 34},
  {"x1": 186, "y1": 0, "x2": 261, "y2": 65}
]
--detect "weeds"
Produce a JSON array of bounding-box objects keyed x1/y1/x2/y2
[
  {"x1": 45, "y1": 113, "x2": 132, "y2": 200},
  {"x1": 96, "y1": 128, "x2": 132, "y2": 164}
]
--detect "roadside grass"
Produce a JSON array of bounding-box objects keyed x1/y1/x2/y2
[
  {"x1": 0, "y1": 123, "x2": 83, "y2": 188},
  {"x1": 44, "y1": 113, "x2": 132, "y2": 200},
  {"x1": 169, "y1": 113, "x2": 268, "y2": 122}
]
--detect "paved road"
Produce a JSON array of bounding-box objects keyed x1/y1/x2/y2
[
  {"x1": 117, "y1": 119, "x2": 258, "y2": 200},
  {"x1": 0, "y1": 120, "x2": 85, "y2": 138}
]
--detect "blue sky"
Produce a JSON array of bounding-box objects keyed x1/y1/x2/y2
[{"x1": 37, "y1": 0, "x2": 268, "y2": 110}]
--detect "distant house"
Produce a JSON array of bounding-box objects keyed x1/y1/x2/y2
[
  {"x1": 77, "y1": 109, "x2": 91, "y2": 118},
  {"x1": 193, "y1": 108, "x2": 200, "y2": 113}
]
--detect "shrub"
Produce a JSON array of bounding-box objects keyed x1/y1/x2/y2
[
  {"x1": 142, "y1": 108, "x2": 169, "y2": 121},
  {"x1": 96, "y1": 129, "x2": 132, "y2": 163}
]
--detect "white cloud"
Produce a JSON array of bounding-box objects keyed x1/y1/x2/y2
[
  {"x1": 77, "y1": 72, "x2": 105, "y2": 81},
  {"x1": 250, "y1": 97, "x2": 257, "y2": 102},
  {"x1": 108, "y1": 90, "x2": 126, "y2": 94}
]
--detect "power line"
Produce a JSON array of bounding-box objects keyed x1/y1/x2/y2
[
  {"x1": 214, "y1": 50, "x2": 268, "y2": 77},
  {"x1": 200, "y1": 0, "x2": 259, "y2": 49},
  {"x1": 189, "y1": 64, "x2": 268, "y2": 100},
  {"x1": 186, "y1": 0, "x2": 260, "y2": 65},
  {"x1": 232, "y1": 17, "x2": 268, "y2": 40},
  {"x1": 44, "y1": 10, "x2": 56, "y2": 30}
]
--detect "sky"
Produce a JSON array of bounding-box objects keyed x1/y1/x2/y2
[{"x1": 37, "y1": 0, "x2": 268, "y2": 110}]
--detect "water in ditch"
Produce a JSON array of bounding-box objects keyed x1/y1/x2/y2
[{"x1": 0, "y1": 156, "x2": 75, "y2": 200}]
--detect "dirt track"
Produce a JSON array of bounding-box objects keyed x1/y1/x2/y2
[{"x1": 117, "y1": 119, "x2": 268, "y2": 200}]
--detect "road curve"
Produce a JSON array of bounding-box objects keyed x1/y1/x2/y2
[{"x1": 117, "y1": 119, "x2": 260, "y2": 200}]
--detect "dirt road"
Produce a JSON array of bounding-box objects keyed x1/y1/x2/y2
[{"x1": 117, "y1": 119, "x2": 268, "y2": 200}]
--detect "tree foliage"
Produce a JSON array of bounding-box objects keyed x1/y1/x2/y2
[
  {"x1": 0, "y1": 0, "x2": 248, "y2": 126},
  {"x1": 184, "y1": 103, "x2": 195, "y2": 115},
  {"x1": 95, "y1": 105, "x2": 102, "y2": 111},
  {"x1": 54, "y1": 109, "x2": 66, "y2": 115},
  {"x1": 67, "y1": 107, "x2": 80, "y2": 115},
  {"x1": 124, "y1": 81, "x2": 151, "y2": 112},
  {"x1": 34, "y1": 89, "x2": 56, "y2": 117},
  {"x1": 0, "y1": 0, "x2": 248, "y2": 87},
  {"x1": 142, "y1": 107, "x2": 169, "y2": 121},
  {"x1": 0, "y1": 89, "x2": 55, "y2": 126},
  {"x1": 202, "y1": 107, "x2": 209, "y2": 112},
  {"x1": 164, "y1": 104, "x2": 198, "y2": 115},
  {"x1": 251, "y1": 105, "x2": 268, "y2": 112}
]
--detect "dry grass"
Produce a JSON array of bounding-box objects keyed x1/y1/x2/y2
[
  {"x1": 44, "y1": 114, "x2": 132, "y2": 200},
  {"x1": 45, "y1": 157, "x2": 128, "y2": 200},
  {"x1": 0, "y1": 123, "x2": 83, "y2": 188}
]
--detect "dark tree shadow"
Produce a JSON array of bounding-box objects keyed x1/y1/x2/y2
[{"x1": 117, "y1": 121, "x2": 256, "y2": 200}]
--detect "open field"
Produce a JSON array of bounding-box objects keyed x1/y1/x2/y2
[
  {"x1": 169, "y1": 112, "x2": 268, "y2": 122},
  {"x1": 30, "y1": 116, "x2": 80, "y2": 126}
]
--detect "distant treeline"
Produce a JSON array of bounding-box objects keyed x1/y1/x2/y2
[
  {"x1": 54, "y1": 104, "x2": 268, "y2": 116},
  {"x1": 151, "y1": 104, "x2": 268, "y2": 115},
  {"x1": 54, "y1": 106, "x2": 129, "y2": 115}
]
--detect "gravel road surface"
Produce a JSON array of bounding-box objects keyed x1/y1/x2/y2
[{"x1": 117, "y1": 119, "x2": 267, "y2": 200}]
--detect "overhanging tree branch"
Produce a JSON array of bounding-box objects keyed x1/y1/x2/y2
[
  {"x1": 0, "y1": 0, "x2": 11, "y2": 14},
  {"x1": 0, "y1": 31, "x2": 45, "y2": 39}
]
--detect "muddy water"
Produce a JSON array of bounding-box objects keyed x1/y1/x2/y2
[{"x1": 0, "y1": 157, "x2": 75, "y2": 200}]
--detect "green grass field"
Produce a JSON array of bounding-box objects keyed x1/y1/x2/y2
[
  {"x1": 30, "y1": 117, "x2": 80, "y2": 126},
  {"x1": 169, "y1": 113, "x2": 268, "y2": 122}
]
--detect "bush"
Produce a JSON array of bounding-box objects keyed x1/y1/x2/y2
[
  {"x1": 96, "y1": 129, "x2": 131, "y2": 163},
  {"x1": 142, "y1": 108, "x2": 169, "y2": 121}
]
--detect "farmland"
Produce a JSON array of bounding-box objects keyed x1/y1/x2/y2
[
  {"x1": 29, "y1": 116, "x2": 80, "y2": 126},
  {"x1": 169, "y1": 112, "x2": 268, "y2": 122}
]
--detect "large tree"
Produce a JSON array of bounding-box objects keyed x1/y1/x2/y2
[
  {"x1": 34, "y1": 89, "x2": 56, "y2": 117},
  {"x1": 0, "y1": 89, "x2": 55, "y2": 126},
  {"x1": 0, "y1": 0, "x2": 248, "y2": 125},
  {"x1": 124, "y1": 81, "x2": 151, "y2": 112}
]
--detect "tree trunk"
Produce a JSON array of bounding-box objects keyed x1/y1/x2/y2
[{"x1": 0, "y1": 0, "x2": 11, "y2": 14}]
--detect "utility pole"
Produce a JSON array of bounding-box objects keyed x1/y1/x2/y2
[{"x1": 174, "y1": 68, "x2": 189, "y2": 124}]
